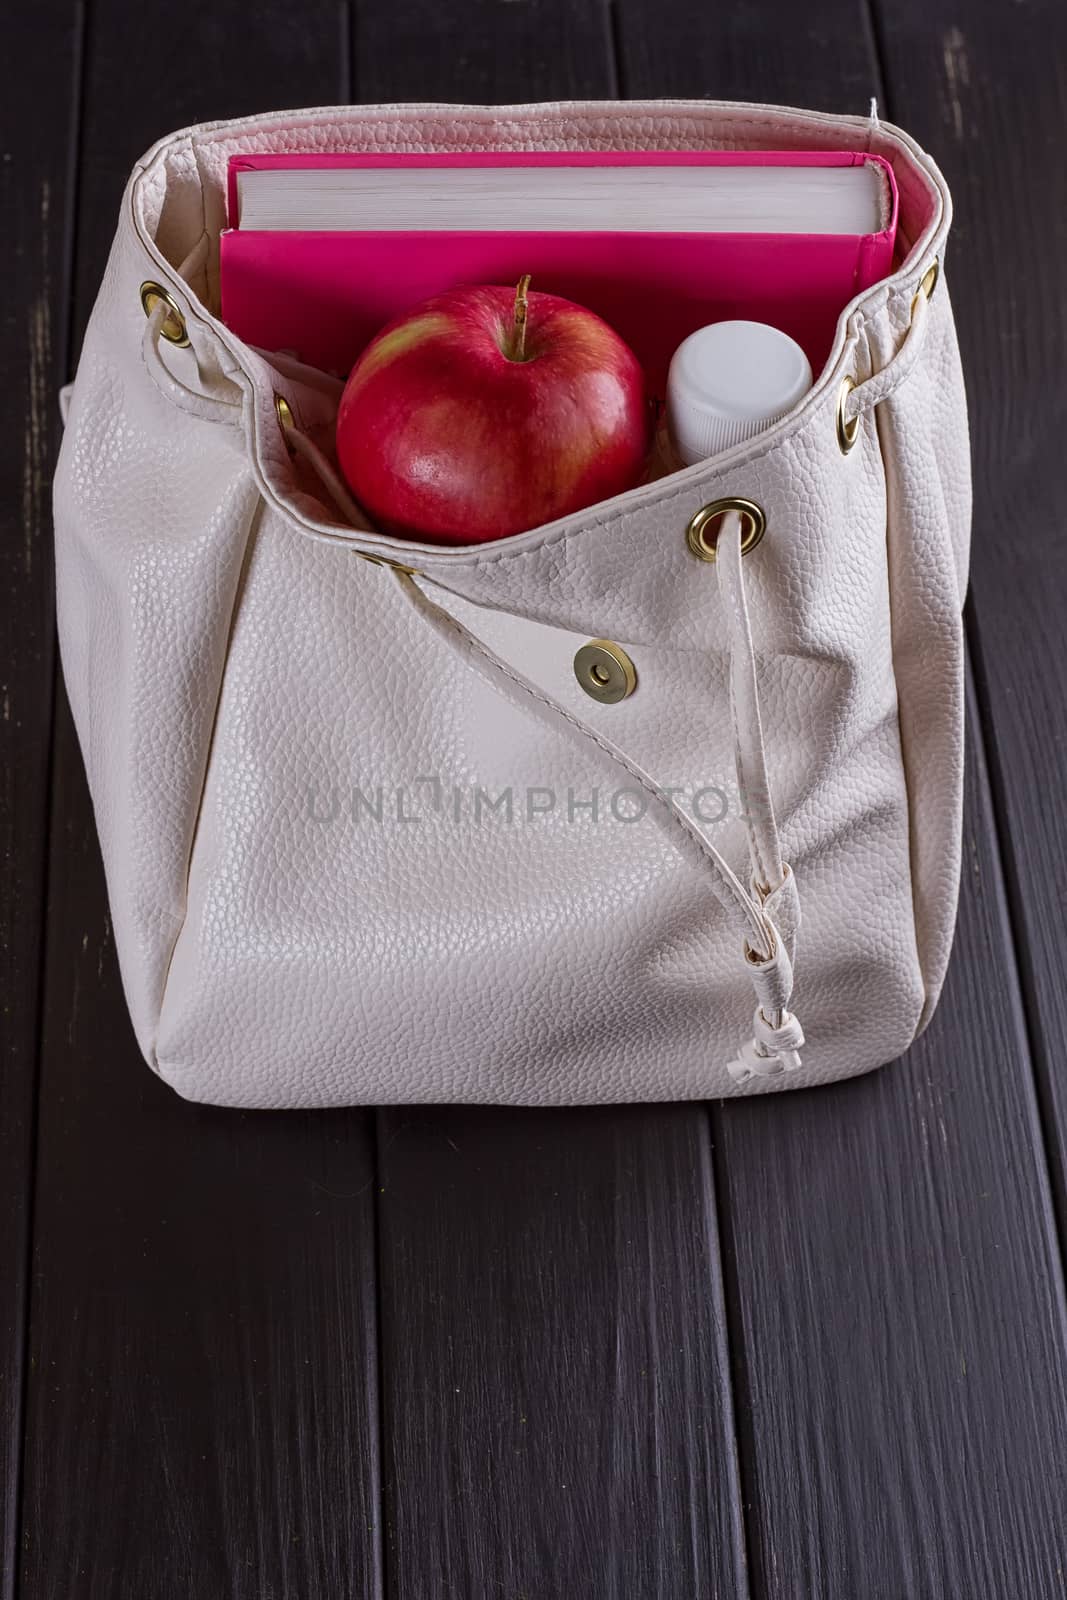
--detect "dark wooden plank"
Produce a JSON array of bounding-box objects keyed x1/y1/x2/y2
[
  {"x1": 613, "y1": 0, "x2": 880, "y2": 110},
  {"x1": 871, "y1": 0, "x2": 1067, "y2": 1276},
  {"x1": 23, "y1": 746, "x2": 382, "y2": 1598},
  {"x1": 353, "y1": 10, "x2": 749, "y2": 1597},
  {"x1": 355, "y1": 0, "x2": 617, "y2": 103},
  {"x1": 0, "y1": 3, "x2": 81, "y2": 1591},
  {"x1": 22, "y1": 5, "x2": 385, "y2": 1596},
  {"x1": 617, "y1": 5, "x2": 1067, "y2": 1595},
  {"x1": 377, "y1": 1107, "x2": 746, "y2": 1599},
  {"x1": 715, "y1": 689, "x2": 1067, "y2": 1597}
]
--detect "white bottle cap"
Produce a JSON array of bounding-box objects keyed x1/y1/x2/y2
[{"x1": 666, "y1": 320, "x2": 814, "y2": 465}]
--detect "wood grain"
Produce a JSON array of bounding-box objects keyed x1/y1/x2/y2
[
  {"x1": 20, "y1": 5, "x2": 384, "y2": 1596},
  {"x1": 22, "y1": 747, "x2": 383, "y2": 1595},
  {"x1": 354, "y1": 11, "x2": 749, "y2": 1597},
  {"x1": 871, "y1": 0, "x2": 1067, "y2": 1273},
  {"x1": 616, "y1": 7, "x2": 1067, "y2": 1595},
  {"x1": 9, "y1": 3, "x2": 1067, "y2": 1598},
  {"x1": 377, "y1": 1107, "x2": 747, "y2": 1599},
  {"x1": 0, "y1": 3, "x2": 82, "y2": 1593},
  {"x1": 614, "y1": 0, "x2": 880, "y2": 110},
  {"x1": 354, "y1": 0, "x2": 615, "y2": 103},
  {"x1": 715, "y1": 686, "x2": 1067, "y2": 1597}
]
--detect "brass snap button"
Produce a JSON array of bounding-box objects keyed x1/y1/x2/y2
[
  {"x1": 139, "y1": 280, "x2": 190, "y2": 348},
  {"x1": 573, "y1": 639, "x2": 637, "y2": 704},
  {"x1": 686, "y1": 498, "x2": 766, "y2": 562}
]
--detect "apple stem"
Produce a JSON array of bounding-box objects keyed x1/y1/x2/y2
[{"x1": 511, "y1": 273, "x2": 531, "y2": 361}]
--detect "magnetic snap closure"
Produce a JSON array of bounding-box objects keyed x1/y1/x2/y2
[
  {"x1": 139, "y1": 280, "x2": 190, "y2": 348},
  {"x1": 573, "y1": 640, "x2": 637, "y2": 704},
  {"x1": 686, "y1": 498, "x2": 765, "y2": 562}
]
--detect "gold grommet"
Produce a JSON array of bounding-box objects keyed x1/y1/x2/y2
[
  {"x1": 356, "y1": 552, "x2": 420, "y2": 576},
  {"x1": 274, "y1": 392, "x2": 295, "y2": 431},
  {"x1": 913, "y1": 257, "x2": 939, "y2": 311},
  {"x1": 686, "y1": 498, "x2": 766, "y2": 563},
  {"x1": 836, "y1": 376, "x2": 860, "y2": 455},
  {"x1": 139, "y1": 280, "x2": 190, "y2": 348},
  {"x1": 273, "y1": 392, "x2": 296, "y2": 455},
  {"x1": 573, "y1": 639, "x2": 637, "y2": 704}
]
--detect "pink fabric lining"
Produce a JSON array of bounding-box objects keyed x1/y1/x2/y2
[{"x1": 220, "y1": 149, "x2": 897, "y2": 384}]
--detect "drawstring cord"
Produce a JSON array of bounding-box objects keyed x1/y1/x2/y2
[
  {"x1": 119, "y1": 248, "x2": 938, "y2": 1087},
  {"x1": 284, "y1": 422, "x2": 370, "y2": 528},
  {"x1": 841, "y1": 284, "x2": 930, "y2": 422},
  {"x1": 716, "y1": 511, "x2": 804, "y2": 1081},
  {"x1": 278, "y1": 421, "x2": 805, "y2": 1082}
]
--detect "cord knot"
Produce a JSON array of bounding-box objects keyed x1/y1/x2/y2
[{"x1": 727, "y1": 1008, "x2": 805, "y2": 1084}]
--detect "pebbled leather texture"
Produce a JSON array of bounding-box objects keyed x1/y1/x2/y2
[{"x1": 52, "y1": 100, "x2": 971, "y2": 1107}]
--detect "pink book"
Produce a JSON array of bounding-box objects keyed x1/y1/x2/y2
[{"x1": 219, "y1": 150, "x2": 898, "y2": 390}]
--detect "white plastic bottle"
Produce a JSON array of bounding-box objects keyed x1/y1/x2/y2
[{"x1": 649, "y1": 319, "x2": 814, "y2": 476}]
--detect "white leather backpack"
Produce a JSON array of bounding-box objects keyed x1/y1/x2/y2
[{"x1": 53, "y1": 99, "x2": 970, "y2": 1108}]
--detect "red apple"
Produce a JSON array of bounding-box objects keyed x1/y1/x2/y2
[{"x1": 335, "y1": 278, "x2": 649, "y2": 544}]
